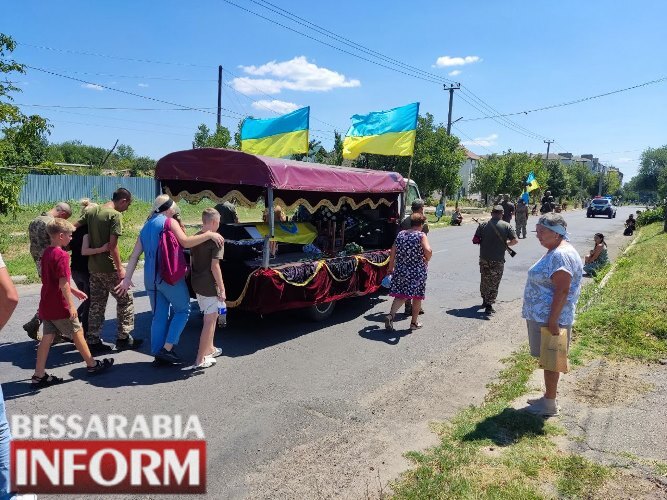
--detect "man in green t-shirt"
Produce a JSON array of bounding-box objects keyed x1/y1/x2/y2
[
  {"x1": 77, "y1": 188, "x2": 141, "y2": 352},
  {"x1": 473, "y1": 205, "x2": 518, "y2": 315}
]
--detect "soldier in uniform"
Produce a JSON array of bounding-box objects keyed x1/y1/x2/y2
[
  {"x1": 501, "y1": 194, "x2": 515, "y2": 223},
  {"x1": 77, "y1": 188, "x2": 140, "y2": 353},
  {"x1": 473, "y1": 205, "x2": 518, "y2": 314},
  {"x1": 22, "y1": 202, "x2": 72, "y2": 339},
  {"x1": 515, "y1": 198, "x2": 529, "y2": 239}
]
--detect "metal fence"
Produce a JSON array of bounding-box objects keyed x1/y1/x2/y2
[{"x1": 19, "y1": 174, "x2": 160, "y2": 205}]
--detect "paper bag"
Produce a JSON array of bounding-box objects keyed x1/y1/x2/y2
[{"x1": 539, "y1": 327, "x2": 570, "y2": 373}]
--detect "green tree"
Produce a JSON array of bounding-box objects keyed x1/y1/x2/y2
[
  {"x1": 327, "y1": 131, "x2": 344, "y2": 166},
  {"x1": 471, "y1": 154, "x2": 504, "y2": 204},
  {"x1": 635, "y1": 146, "x2": 667, "y2": 197},
  {"x1": 545, "y1": 160, "x2": 569, "y2": 201},
  {"x1": 193, "y1": 123, "x2": 231, "y2": 149}
]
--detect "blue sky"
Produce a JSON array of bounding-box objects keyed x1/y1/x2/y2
[{"x1": 4, "y1": 0, "x2": 667, "y2": 180}]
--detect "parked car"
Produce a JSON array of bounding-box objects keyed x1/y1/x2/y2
[{"x1": 587, "y1": 197, "x2": 617, "y2": 219}]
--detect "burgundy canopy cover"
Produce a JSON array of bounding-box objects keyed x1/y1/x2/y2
[{"x1": 155, "y1": 148, "x2": 405, "y2": 193}]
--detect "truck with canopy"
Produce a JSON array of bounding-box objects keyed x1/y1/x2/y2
[{"x1": 155, "y1": 148, "x2": 418, "y2": 319}]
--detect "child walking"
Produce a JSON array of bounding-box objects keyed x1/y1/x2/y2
[
  {"x1": 190, "y1": 208, "x2": 226, "y2": 369},
  {"x1": 31, "y1": 218, "x2": 114, "y2": 388}
]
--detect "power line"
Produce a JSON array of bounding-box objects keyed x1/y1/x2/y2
[
  {"x1": 451, "y1": 125, "x2": 496, "y2": 155},
  {"x1": 22, "y1": 67, "x2": 217, "y2": 82},
  {"x1": 17, "y1": 103, "x2": 216, "y2": 111},
  {"x1": 461, "y1": 76, "x2": 667, "y2": 122},
  {"x1": 45, "y1": 118, "x2": 192, "y2": 137}
]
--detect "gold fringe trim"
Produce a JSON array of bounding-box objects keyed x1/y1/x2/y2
[
  {"x1": 163, "y1": 187, "x2": 395, "y2": 213},
  {"x1": 227, "y1": 253, "x2": 389, "y2": 308},
  {"x1": 324, "y1": 258, "x2": 359, "y2": 282},
  {"x1": 164, "y1": 188, "x2": 261, "y2": 207}
]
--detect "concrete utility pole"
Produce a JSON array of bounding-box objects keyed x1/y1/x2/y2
[
  {"x1": 543, "y1": 140, "x2": 554, "y2": 164},
  {"x1": 575, "y1": 158, "x2": 588, "y2": 208},
  {"x1": 445, "y1": 83, "x2": 461, "y2": 135},
  {"x1": 217, "y1": 65, "x2": 223, "y2": 128},
  {"x1": 597, "y1": 163, "x2": 605, "y2": 196}
]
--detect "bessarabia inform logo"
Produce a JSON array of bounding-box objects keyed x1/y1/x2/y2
[{"x1": 10, "y1": 414, "x2": 206, "y2": 494}]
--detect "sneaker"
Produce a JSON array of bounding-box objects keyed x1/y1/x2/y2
[
  {"x1": 523, "y1": 398, "x2": 559, "y2": 417},
  {"x1": 87, "y1": 341, "x2": 113, "y2": 354},
  {"x1": 87, "y1": 358, "x2": 115, "y2": 375},
  {"x1": 115, "y1": 335, "x2": 144, "y2": 351},
  {"x1": 23, "y1": 315, "x2": 41, "y2": 340},
  {"x1": 155, "y1": 347, "x2": 183, "y2": 365},
  {"x1": 191, "y1": 357, "x2": 217, "y2": 370},
  {"x1": 484, "y1": 305, "x2": 496, "y2": 315},
  {"x1": 207, "y1": 347, "x2": 223, "y2": 358}
]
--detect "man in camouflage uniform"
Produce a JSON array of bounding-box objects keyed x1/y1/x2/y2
[
  {"x1": 473, "y1": 205, "x2": 518, "y2": 315},
  {"x1": 515, "y1": 198, "x2": 529, "y2": 239},
  {"x1": 77, "y1": 188, "x2": 141, "y2": 352},
  {"x1": 23, "y1": 202, "x2": 72, "y2": 339}
]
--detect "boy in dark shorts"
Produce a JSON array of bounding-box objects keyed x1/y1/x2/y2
[
  {"x1": 31, "y1": 218, "x2": 114, "y2": 389},
  {"x1": 190, "y1": 208, "x2": 226, "y2": 369}
]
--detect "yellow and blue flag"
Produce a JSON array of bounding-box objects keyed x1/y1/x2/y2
[
  {"x1": 526, "y1": 171, "x2": 539, "y2": 192},
  {"x1": 255, "y1": 222, "x2": 317, "y2": 244},
  {"x1": 241, "y1": 107, "x2": 309, "y2": 158},
  {"x1": 342, "y1": 102, "x2": 419, "y2": 160}
]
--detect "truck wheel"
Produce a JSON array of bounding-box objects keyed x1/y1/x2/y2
[{"x1": 307, "y1": 301, "x2": 336, "y2": 321}]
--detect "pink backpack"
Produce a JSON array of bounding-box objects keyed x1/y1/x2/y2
[{"x1": 158, "y1": 218, "x2": 187, "y2": 285}]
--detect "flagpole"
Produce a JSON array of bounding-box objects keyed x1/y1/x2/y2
[{"x1": 402, "y1": 154, "x2": 415, "y2": 220}]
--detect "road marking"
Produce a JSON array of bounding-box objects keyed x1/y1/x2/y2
[{"x1": 433, "y1": 249, "x2": 448, "y2": 254}]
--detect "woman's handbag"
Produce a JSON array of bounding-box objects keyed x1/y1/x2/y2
[{"x1": 539, "y1": 327, "x2": 570, "y2": 373}]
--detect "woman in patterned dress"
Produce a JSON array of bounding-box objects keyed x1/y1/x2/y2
[{"x1": 385, "y1": 213, "x2": 432, "y2": 331}]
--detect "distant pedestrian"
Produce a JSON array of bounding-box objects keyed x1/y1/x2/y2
[
  {"x1": 515, "y1": 198, "x2": 529, "y2": 238},
  {"x1": 117, "y1": 195, "x2": 224, "y2": 365},
  {"x1": 522, "y1": 213, "x2": 583, "y2": 416},
  {"x1": 31, "y1": 218, "x2": 114, "y2": 390},
  {"x1": 450, "y1": 208, "x2": 463, "y2": 226},
  {"x1": 400, "y1": 199, "x2": 429, "y2": 316},
  {"x1": 474, "y1": 205, "x2": 518, "y2": 314},
  {"x1": 76, "y1": 188, "x2": 140, "y2": 353},
  {"x1": 623, "y1": 214, "x2": 636, "y2": 236},
  {"x1": 214, "y1": 201, "x2": 239, "y2": 224},
  {"x1": 23, "y1": 202, "x2": 72, "y2": 340},
  {"x1": 501, "y1": 194, "x2": 515, "y2": 223},
  {"x1": 190, "y1": 208, "x2": 226, "y2": 369},
  {"x1": 385, "y1": 213, "x2": 432, "y2": 331},
  {"x1": 0, "y1": 251, "x2": 19, "y2": 499}
]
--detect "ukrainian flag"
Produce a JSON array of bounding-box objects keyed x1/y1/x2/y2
[
  {"x1": 241, "y1": 107, "x2": 309, "y2": 158},
  {"x1": 342, "y1": 103, "x2": 419, "y2": 160},
  {"x1": 526, "y1": 171, "x2": 540, "y2": 192}
]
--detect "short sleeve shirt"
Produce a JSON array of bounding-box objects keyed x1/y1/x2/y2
[
  {"x1": 28, "y1": 212, "x2": 54, "y2": 262},
  {"x1": 78, "y1": 205, "x2": 123, "y2": 273},
  {"x1": 522, "y1": 243, "x2": 583, "y2": 326},
  {"x1": 190, "y1": 234, "x2": 225, "y2": 297},
  {"x1": 39, "y1": 246, "x2": 71, "y2": 320},
  {"x1": 476, "y1": 219, "x2": 516, "y2": 262}
]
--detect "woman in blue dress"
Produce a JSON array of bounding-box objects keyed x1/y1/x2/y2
[{"x1": 385, "y1": 213, "x2": 432, "y2": 331}]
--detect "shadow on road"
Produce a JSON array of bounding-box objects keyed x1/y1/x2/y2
[
  {"x1": 461, "y1": 407, "x2": 547, "y2": 446},
  {"x1": 358, "y1": 323, "x2": 410, "y2": 345},
  {"x1": 445, "y1": 305, "x2": 490, "y2": 320}
]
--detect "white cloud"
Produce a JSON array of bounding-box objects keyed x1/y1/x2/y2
[
  {"x1": 461, "y1": 133, "x2": 498, "y2": 147},
  {"x1": 81, "y1": 83, "x2": 104, "y2": 91},
  {"x1": 231, "y1": 56, "x2": 360, "y2": 95},
  {"x1": 138, "y1": 83, "x2": 149, "y2": 88},
  {"x1": 434, "y1": 55, "x2": 481, "y2": 67},
  {"x1": 251, "y1": 99, "x2": 300, "y2": 114},
  {"x1": 614, "y1": 157, "x2": 635, "y2": 164},
  {"x1": 448, "y1": 70, "x2": 462, "y2": 76}
]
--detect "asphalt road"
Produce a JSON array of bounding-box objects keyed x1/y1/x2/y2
[{"x1": 0, "y1": 206, "x2": 638, "y2": 499}]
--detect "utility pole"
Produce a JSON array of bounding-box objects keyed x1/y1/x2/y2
[
  {"x1": 576, "y1": 158, "x2": 588, "y2": 208},
  {"x1": 217, "y1": 65, "x2": 223, "y2": 128},
  {"x1": 543, "y1": 139, "x2": 554, "y2": 164},
  {"x1": 445, "y1": 83, "x2": 461, "y2": 135},
  {"x1": 597, "y1": 162, "x2": 605, "y2": 196}
]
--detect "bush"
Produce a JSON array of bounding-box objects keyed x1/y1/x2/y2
[{"x1": 637, "y1": 206, "x2": 665, "y2": 227}]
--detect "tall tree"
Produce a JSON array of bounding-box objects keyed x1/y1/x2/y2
[
  {"x1": 636, "y1": 146, "x2": 667, "y2": 196},
  {"x1": 545, "y1": 160, "x2": 569, "y2": 201},
  {"x1": 192, "y1": 123, "x2": 231, "y2": 149}
]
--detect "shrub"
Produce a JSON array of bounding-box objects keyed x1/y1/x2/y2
[{"x1": 637, "y1": 206, "x2": 665, "y2": 227}]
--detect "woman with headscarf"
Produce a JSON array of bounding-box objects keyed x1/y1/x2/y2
[
  {"x1": 117, "y1": 195, "x2": 224, "y2": 365},
  {"x1": 522, "y1": 213, "x2": 583, "y2": 416}
]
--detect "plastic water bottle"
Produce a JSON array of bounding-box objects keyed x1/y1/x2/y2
[{"x1": 217, "y1": 300, "x2": 227, "y2": 327}]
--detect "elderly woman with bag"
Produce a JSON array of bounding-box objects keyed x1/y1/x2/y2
[
  {"x1": 522, "y1": 213, "x2": 583, "y2": 416},
  {"x1": 117, "y1": 195, "x2": 224, "y2": 365}
]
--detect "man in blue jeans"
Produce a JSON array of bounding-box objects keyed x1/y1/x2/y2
[{"x1": 0, "y1": 252, "x2": 19, "y2": 499}]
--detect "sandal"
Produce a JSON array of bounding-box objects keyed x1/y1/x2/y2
[
  {"x1": 207, "y1": 347, "x2": 223, "y2": 358},
  {"x1": 31, "y1": 373, "x2": 63, "y2": 389},
  {"x1": 87, "y1": 358, "x2": 115, "y2": 375},
  {"x1": 384, "y1": 314, "x2": 395, "y2": 331},
  {"x1": 410, "y1": 322, "x2": 423, "y2": 330}
]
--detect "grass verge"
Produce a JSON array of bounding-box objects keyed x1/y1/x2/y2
[
  {"x1": 0, "y1": 200, "x2": 264, "y2": 283},
  {"x1": 391, "y1": 349, "x2": 610, "y2": 499},
  {"x1": 392, "y1": 223, "x2": 667, "y2": 498}
]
